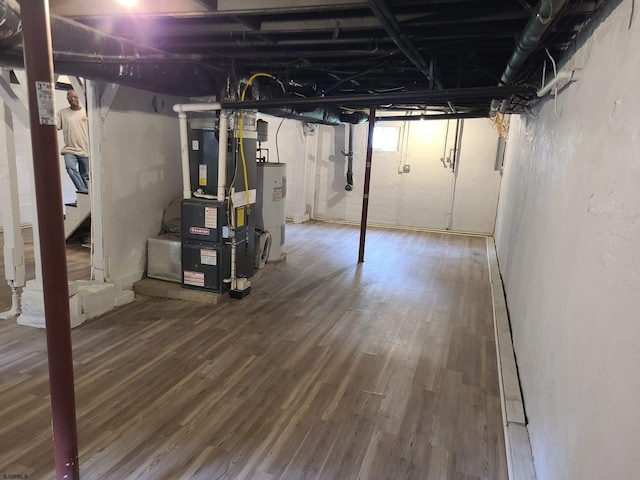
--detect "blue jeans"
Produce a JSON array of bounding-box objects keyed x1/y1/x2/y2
[{"x1": 63, "y1": 153, "x2": 89, "y2": 193}]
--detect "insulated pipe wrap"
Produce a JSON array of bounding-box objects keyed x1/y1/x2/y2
[
  {"x1": 500, "y1": 0, "x2": 570, "y2": 86},
  {"x1": 0, "y1": 0, "x2": 222, "y2": 96},
  {"x1": 490, "y1": 0, "x2": 570, "y2": 114},
  {"x1": 0, "y1": 0, "x2": 22, "y2": 47},
  {"x1": 178, "y1": 113, "x2": 191, "y2": 200}
]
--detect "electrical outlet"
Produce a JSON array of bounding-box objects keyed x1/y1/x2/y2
[{"x1": 403, "y1": 164, "x2": 411, "y2": 173}]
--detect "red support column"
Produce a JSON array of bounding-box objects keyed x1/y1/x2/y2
[
  {"x1": 358, "y1": 107, "x2": 376, "y2": 263},
  {"x1": 20, "y1": 1, "x2": 80, "y2": 478}
]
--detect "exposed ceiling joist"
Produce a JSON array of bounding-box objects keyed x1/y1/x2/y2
[{"x1": 0, "y1": 0, "x2": 603, "y2": 115}]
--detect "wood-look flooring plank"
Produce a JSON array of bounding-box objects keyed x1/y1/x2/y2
[{"x1": 0, "y1": 222, "x2": 507, "y2": 480}]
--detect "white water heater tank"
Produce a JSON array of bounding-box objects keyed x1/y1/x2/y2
[{"x1": 256, "y1": 163, "x2": 286, "y2": 262}]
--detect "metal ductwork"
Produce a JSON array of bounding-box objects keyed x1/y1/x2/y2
[
  {"x1": 260, "y1": 107, "x2": 369, "y2": 125},
  {"x1": 490, "y1": 0, "x2": 570, "y2": 115},
  {"x1": 0, "y1": 0, "x2": 21, "y2": 47},
  {"x1": 0, "y1": 0, "x2": 222, "y2": 97},
  {"x1": 247, "y1": 79, "x2": 370, "y2": 125}
]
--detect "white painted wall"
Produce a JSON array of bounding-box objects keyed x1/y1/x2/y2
[
  {"x1": 311, "y1": 117, "x2": 501, "y2": 234},
  {"x1": 452, "y1": 120, "x2": 501, "y2": 233},
  {"x1": 100, "y1": 88, "x2": 185, "y2": 288},
  {"x1": 494, "y1": 2, "x2": 640, "y2": 479},
  {"x1": 313, "y1": 123, "x2": 361, "y2": 221}
]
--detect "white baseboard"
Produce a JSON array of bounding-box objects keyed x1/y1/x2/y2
[{"x1": 487, "y1": 237, "x2": 537, "y2": 480}]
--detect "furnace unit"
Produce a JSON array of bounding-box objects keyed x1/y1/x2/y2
[{"x1": 179, "y1": 110, "x2": 257, "y2": 295}]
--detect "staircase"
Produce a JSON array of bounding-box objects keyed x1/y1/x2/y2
[{"x1": 64, "y1": 192, "x2": 91, "y2": 240}]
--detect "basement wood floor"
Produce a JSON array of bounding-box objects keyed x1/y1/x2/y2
[{"x1": 0, "y1": 222, "x2": 507, "y2": 480}]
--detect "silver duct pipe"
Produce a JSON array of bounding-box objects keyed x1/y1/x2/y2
[
  {"x1": 259, "y1": 106, "x2": 368, "y2": 125},
  {"x1": 490, "y1": 0, "x2": 570, "y2": 115},
  {"x1": 217, "y1": 111, "x2": 229, "y2": 202},
  {"x1": 178, "y1": 113, "x2": 191, "y2": 200}
]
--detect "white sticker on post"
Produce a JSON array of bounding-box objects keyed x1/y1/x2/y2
[
  {"x1": 35, "y1": 81, "x2": 56, "y2": 125},
  {"x1": 204, "y1": 207, "x2": 218, "y2": 228},
  {"x1": 183, "y1": 270, "x2": 205, "y2": 287},
  {"x1": 201, "y1": 248, "x2": 217, "y2": 266}
]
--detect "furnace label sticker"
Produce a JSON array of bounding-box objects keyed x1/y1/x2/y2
[
  {"x1": 35, "y1": 81, "x2": 56, "y2": 125},
  {"x1": 231, "y1": 189, "x2": 256, "y2": 207},
  {"x1": 199, "y1": 164, "x2": 207, "y2": 186},
  {"x1": 237, "y1": 206, "x2": 245, "y2": 227},
  {"x1": 183, "y1": 270, "x2": 205, "y2": 287},
  {"x1": 272, "y1": 185, "x2": 283, "y2": 201},
  {"x1": 189, "y1": 226, "x2": 210, "y2": 236},
  {"x1": 200, "y1": 248, "x2": 217, "y2": 266},
  {"x1": 204, "y1": 207, "x2": 217, "y2": 228}
]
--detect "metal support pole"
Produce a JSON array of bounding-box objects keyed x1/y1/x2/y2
[
  {"x1": 20, "y1": 1, "x2": 80, "y2": 479},
  {"x1": 358, "y1": 107, "x2": 376, "y2": 263}
]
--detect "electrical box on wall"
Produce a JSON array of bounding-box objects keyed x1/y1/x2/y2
[{"x1": 495, "y1": 136, "x2": 507, "y2": 171}]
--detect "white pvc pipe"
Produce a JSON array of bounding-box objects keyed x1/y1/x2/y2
[
  {"x1": 173, "y1": 102, "x2": 222, "y2": 113},
  {"x1": 217, "y1": 110, "x2": 229, "y2": 202},
  {"x1": 173, "y1": 102, "x2": 227, "y2": 200},
  {"x1": 229, "y1": 187, "x2": 237, "y2": 290},
  {"x1": 537, "y1": 69, "x2": 580, "y2": 97},
  {"x1": 178, "y1": 113, "x2": 191, "y2": 199},
  {"x1": 447, "y1": 119, "x2": 464, "y2": 230}
]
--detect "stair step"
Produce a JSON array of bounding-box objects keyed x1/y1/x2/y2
[{"x1": 64, "y1": 193, "x2": 91, "y2": 240}]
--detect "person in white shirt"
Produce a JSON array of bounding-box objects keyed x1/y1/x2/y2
[{"x1": 57, "y1": 89, "x2": 90, "y2": 193}]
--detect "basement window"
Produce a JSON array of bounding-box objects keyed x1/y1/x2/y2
[{"x1": 373, "y1": 125, "x2": 401, "y2": 152}]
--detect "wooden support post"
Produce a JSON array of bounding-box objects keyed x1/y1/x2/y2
[
  {"x1": 19, "y1": 1, "x2": 80, "y2": 478},
  {"x1": 86, "y1": 80, "x2": 106, "y2": 281}
]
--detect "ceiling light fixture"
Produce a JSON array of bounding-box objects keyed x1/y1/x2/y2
[{"x1": 117, "y1": 0, "x2": 137, "y2": 8}]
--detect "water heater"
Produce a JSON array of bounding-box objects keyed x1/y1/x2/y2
[{"x1": 256, "y1": 163, "x2": 286, "y2": 262}]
